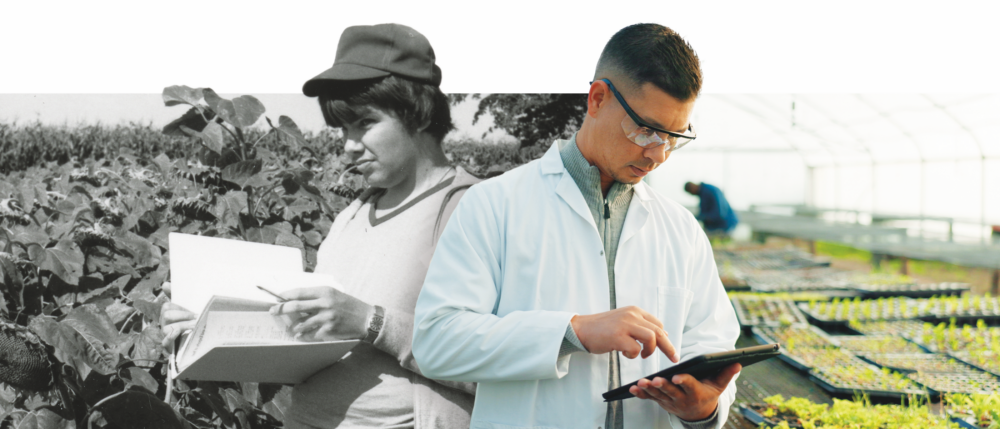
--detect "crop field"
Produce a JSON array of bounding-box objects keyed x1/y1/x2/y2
[{"x1": 0, "y1": 87, "x2": 553, "y2": 429}]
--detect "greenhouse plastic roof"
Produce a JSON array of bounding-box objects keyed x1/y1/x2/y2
[
  {"x1": 661, "y1": 94, "x2": 1000, "y2": 234},
  {"x1": 690, "y1": 94, "x2": 1000, "y2": 167}
]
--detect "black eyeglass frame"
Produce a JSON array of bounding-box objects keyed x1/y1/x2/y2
[{"x1": 593, "y1": 78, "x2": 697, "y2": 142}]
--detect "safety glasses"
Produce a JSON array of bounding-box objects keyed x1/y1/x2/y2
[{"x1": 597, "y1": 78, "x2": 696, "y2": 151}]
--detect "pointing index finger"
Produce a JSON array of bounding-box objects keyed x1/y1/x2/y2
[{"x1": 656, "y1": 328, "x2": 678, "y2": 362}]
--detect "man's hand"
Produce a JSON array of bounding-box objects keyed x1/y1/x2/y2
[
  {"x1": 570, "y1": 306, "x2": 678, "y2": 362},
  {"x1": 629, "y1": 362, "x2": 741, "y2": 422},
  {"x1": 270, "y1": 287, "x2": 374, "y2": 342}
]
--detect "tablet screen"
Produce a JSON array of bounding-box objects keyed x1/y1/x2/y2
[{"x1": 603, "y1": 343, "x2": 780, "y2": 402}]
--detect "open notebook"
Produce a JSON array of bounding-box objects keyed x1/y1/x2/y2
[{"x1": 167, "y1": 233, "x2": 358, "y2": 383}]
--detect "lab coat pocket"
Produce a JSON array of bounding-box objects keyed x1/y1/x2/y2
[{"x1": 657, "y1": 286, "x2": 693, "y2": 341}]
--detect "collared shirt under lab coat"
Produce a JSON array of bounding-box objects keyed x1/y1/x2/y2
[{"x1": 412, "y1": 141, "x2": 740, "y2": 429}]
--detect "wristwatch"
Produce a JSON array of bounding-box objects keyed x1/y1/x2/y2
[{"x1": 363, "y1": 305, "x2": 384, "y2": 344}]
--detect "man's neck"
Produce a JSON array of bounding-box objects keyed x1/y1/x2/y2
[{"x1": 576, "y1": 128, "x2": 615, "y2": 197}]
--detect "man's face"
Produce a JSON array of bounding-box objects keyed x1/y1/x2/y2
[{"x1": 590, "y1": 81, "x2": 696, "y2": 185}]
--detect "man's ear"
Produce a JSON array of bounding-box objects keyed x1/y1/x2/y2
[{"x1": 587, "y1": 80, "x2": 612, "y2": 119}]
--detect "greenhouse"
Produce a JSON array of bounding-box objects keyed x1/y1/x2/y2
[{"x1": 639, "y1": 93, "x2": 1000, "y2": 428}]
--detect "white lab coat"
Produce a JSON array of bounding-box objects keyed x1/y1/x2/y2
[{"x1": 412, "y1": 142, "x2": 740, "y2": 429}]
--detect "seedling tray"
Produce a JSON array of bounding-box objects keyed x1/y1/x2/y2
[
  {"x1": 808, "y1": 357, "x2": 927, "y2": 401},
  {"x1": 732, "y1": 297, "x2": 809, "y2": 331},
  {"x1": 949, "y1": 416, "x2": 981, "y2": 429},
  {"x1": 738, "y1": 403, "x2": 803, "y2": 428},
  {"x1": 830, "y1": 335, "x2": 930, "y2": 355},
  {"x1": 752, "y1": 327, "x2": 811, "y2": 372},
  {"x1": 908, "y1": 372, "x2": 1000, "y2": 396},
  {"x1": 858, "y1": 353, "x2": 981, "y2": 374},
  {"x1": 852, "y1": 282, "x2": 969, "y2": 299},
  {"x1": 808, "y1": 372, "x2": 927, "y2": 401}
]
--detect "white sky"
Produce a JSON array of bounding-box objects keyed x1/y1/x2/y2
[
  {"x1": 2, "y1": 1, "x2": 997, "y2": 94},
  {"x1": 2, "y1": 1, "x2": 998, "y2": 228}
]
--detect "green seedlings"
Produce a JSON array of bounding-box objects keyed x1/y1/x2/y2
[
  {"x1": 732, "y1": 296, "x2": 810, "y2": 326},
  {"x1": 849, "y1": 319, "x2": 925, "y2": 336},
  {"x1": 810, "y1": 358, "x2": 926, "y2": 394},
  {"x1": 832, "y1": 335, "x2": 926, "y2": 354},
  {"x1": 862, "y1": 353, "x2": 978, "y2": 374},
  {"x1": 909, "y1": 372, "x2": 1000, "y2": 395},
  {"x1": 747, "y1": 393, "x2": 960, "y2": 428},
  {"x1": 944, "y1": 392, "x2": 1000, "y2": 429}
]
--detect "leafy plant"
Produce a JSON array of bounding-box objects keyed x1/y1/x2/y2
[
  {"x1": 747, "y1": 393, "x2": 960, "y2": 428},
  {"x1": 0, "y1": 86, "x2": 367, "y2": 429}
]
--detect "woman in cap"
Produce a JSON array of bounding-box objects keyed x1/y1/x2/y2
[{"x1": 162, "y1": 23, "x2": 477, "y2": 428}]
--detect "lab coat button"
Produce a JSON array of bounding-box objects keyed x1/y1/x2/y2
[{"x1": 600, "y1": 250, "x2": 604, "y2": 255}]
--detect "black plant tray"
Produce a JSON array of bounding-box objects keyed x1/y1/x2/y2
[
  {"x1": 732, "y1": 297, "x2": 810, "y2": 333},
  {"x1": 807, "y1": 372, "x2": 927, "y2": 401},
  {"x1": 737, "y1": 403, "x2": 804, "y2": 429},
  {"x1": 918, "y1": 314, "x2": 1000, "y2": 326},
  {"x1": 857, "y1": 353, "x2": 980, "y2": 375},
  {"x1": 949, "y1": 414, "x2": 983, "y2": 429},
  {"x1": 852, "y1": 283, "x2": 969, "y2": 299},
  {"x1": 944, "y1": 354, "x2": 1000, "y2": 379},
  {"x1": 751, "y1": 328, "x2": 813, "y2": 372}
]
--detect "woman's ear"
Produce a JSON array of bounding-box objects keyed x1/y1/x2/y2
[{"x1": 415, "y1": 118, "x2": 433, "y2": 135}]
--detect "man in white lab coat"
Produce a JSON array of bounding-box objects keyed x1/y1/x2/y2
[{"x1": 412, "y1": 23, "x2": 740, "y2": 429}]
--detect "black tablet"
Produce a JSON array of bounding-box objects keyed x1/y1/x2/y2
[{"x1": 602, "y1": 343, "x2": 780, "y2": 402}]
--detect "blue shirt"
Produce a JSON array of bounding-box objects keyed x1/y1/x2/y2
[{"x1": 696, "y1": 183, "x2": 738, "y2": 232}]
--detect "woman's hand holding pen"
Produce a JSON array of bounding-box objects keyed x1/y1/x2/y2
[{"x1": 270, "y1": 287, "x2": 374, "y2": 342}]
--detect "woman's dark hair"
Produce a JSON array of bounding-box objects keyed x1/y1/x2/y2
[{"x1": 317, "y1": 75, "x2": 453, "y2": 143}]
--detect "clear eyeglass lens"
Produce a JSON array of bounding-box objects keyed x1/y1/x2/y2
[{"x1": 621, "y1": 115, "x2": 693, "y2": 151}]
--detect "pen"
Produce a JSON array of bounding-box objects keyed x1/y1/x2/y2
[{"x1": 256, "y1": 285, "x2": 289, "y2": 302}]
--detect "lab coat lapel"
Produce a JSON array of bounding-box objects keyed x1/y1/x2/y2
[
  {"x1": 540, "y1": 141, "x2": 598, "y2": 231},
  {"x1": 619, "y1": 181, "x2": 652, "y2": 247}
]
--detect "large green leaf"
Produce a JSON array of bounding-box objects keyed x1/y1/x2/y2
[
  {"x1": 60, "y1": 304, "x2": 121, "y2": 375},
  {"x1": 261, "y1": 386, "x2": 293, "y2": 423},
  {"x1": 220, "y1": 159, "x2": 263, "y2": 188},
  {"x1": 203, "y1": 89, "x2": 265, "y2": 129},
  {"x1": 245, "y1": 222, "x2": 294, "y2": 245},
  {"x1": 12, "y1": 408, "x2": 72, "y2": 429},
  {"x1": 125, "y1": 367, "x2": 159, "y2": 395},
  {"x1": 214, "y1": 191, "x2": 248, "y2": 230},
  {"x1": 91, "y1": 388, "x2": 186, "y2": 429},
  {"x1": 131, "y1": 299, "x2": 162, "y2": 325},
  {"x1": 122, "y1": 326, "x2": 164, "y2": 364},
  {"x1": 30, "y1": 240, "x2": 83, "y2": 286},
  {"x1": 180, "y1": 121, "x2": 225, "y2": 154},
  {"x1": 275, "y1": 232, "x2": 303, "y2": 253},
  {"x1": 162, "y1": 107, "x2": 212, "y2": 136},
  {"x1": 28, "y1": 316, "x2": 92, "y2": 379},
  {"x1": 282, "y1": 197, "x2": 317, "y2": 221},
  {"x1": 162, "y1": 85, "x2": 204, "y2": 107},
  {"x1": 267, "y1": 115, "x2": 307, "y2": 150},
  {"x1": 113, "y1": 232, "x2": 160, "y2": 268},
  {"x1": 152, "y1": 153, "x2": 173, "y2": 176}
]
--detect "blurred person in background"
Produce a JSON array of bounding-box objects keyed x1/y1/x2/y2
[
  {"x1": 684, "y1": 181, "x2": 738, "y2": 235},
  {"x1": 162, "y1": 23, "x2": 478, "y2": 429}
]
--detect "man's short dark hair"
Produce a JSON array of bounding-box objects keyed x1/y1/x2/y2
[
  {"x1": 317, "y1": 75, "x2": 453, "y2": 143},
  {"x1": 595, "y1": 24, "x2": 702, "y2": 101}
]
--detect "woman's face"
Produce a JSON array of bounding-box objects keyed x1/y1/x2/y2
[{"x1": 341, "y1": 107, "x2": 419, "y2": 189}]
